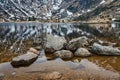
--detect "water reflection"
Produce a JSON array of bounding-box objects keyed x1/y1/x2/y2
[
  {"x1": 0, "y1": 22, "x2": 120, "y2": 78},
  {"x1": 0, "y1": 22, "x2": 104, "y2": 42},
  {"x1": 0, "y1": 22, "x2": 119, "y2": 41},
  {"x1": 0, "y1": 22, "x2": 120, "y2": 53},
  {"x1": 89, "y1": 23, "x2": 120, "y2": 38},
  {"x1": 0, "y1": 22, "x2": 103, "y2": 53}
]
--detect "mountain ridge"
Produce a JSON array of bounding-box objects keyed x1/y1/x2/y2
[{"x1": 0, "y1": 0, "x2": 117, "y2": 22}]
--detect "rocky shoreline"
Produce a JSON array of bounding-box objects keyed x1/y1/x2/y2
[
  {"x1": 9, "y1": 34, "x2": 120, "y2": 67},
  {"x1": 0, "y1": 33, "x2": 120, "y2": 80}
]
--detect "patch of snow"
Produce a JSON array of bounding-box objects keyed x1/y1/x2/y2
[
  {"x1": 10, "y1": 14, "x2": 14, "y2": 17},
  {"x1": 58, "y1": 0, "x2": 62, "y2": 4},
  {"x1": 76, "y1": 13, "x2": 81, "y2": 16},
  {"x1": 53, "y1": 5, "x2": 59, "y2": 10},
  {"x1": 111, "y1": 23, "x2": 116, "y2": 28},
  {"x1": 112, "y1": 18, "x2": 116, "y2": 21},
  {"x1": 29, "y1": 11, "x2": 35, "y2": 15},
  {"x1": 100, "y1": 0, "x2": 106, "y2": 4},
  {"x1": 82, "y1": 10, "x2": 85, "y2": 13},
  {"x1": 60, "y1": 9, "x2": 65, "y2": 13},
  {"x1": 67, "y1": 10, "x2": 73, "y2": 15},
  {"x1": 87, "y1": 9, "x2": 91, "y2": 12},
  {"x1": 95, "y1": 6, "x2": 98, "y2": 8},
  {"x1": 46, "y1": 12, "x2": 52, "y2": 17},
  {"x1": 111, "y1": 0, "x2": 114, "y2": 2}
]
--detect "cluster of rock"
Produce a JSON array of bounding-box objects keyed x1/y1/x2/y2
[
  {"x1": 11, "y1": 34, "x2": 120, "y2": 67},
  {"x1": 45, "y1": 34, "x2": 120, "y2": 59}
]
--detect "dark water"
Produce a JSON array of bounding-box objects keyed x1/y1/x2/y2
[{"x1": 0, "y1": 22, "x2": 120, "y2": 74}]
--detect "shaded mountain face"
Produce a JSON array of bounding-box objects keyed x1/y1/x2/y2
[
  {"x1": 0, "y1": 0, "x2": 113, "y2": 21},
  {"x1": 75, "y1": 0, "x2": 119, "y2": 21}
]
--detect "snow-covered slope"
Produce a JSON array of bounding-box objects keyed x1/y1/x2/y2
[{"x1": 0, "y1": 0, "x2": 114, "y2": 21}]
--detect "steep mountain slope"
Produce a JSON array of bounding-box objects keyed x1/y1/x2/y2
[
  {"x1": 0, "y1": 0, "x2": 116, "y2": 22},
  {"x1": 75, "y1": 0, "x2": 120, "y2": 23},
  {"x1": 0, "y1": 0, "x2": 102, "y2": 21}
]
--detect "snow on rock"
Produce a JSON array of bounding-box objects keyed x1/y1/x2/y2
[
  {"x1": 87, "y1": 9, "x2": 92, "y2": 12},
  {"x1": 100, "y1": 0, "x2": 106, "y2": 4},
  {"x1": 60, "y1": 9, "x2": 65, "y2": 13},
  {"x1": 67, "y1": 10, "x2": 73, "y2": 16},
  {"x1": 0, "y1": 0, "x2": 111, "y2": 20},
  {"x1": 53, "y1": 5, "x2": 59, "y2": 10},
  {"x1": 46, "y1": 11, "x2": 52, "y2": 17}
]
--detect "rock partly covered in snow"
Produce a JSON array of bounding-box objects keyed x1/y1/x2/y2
[{"x1": 91, "y1": 43, "x2": 120, "y2": 55}]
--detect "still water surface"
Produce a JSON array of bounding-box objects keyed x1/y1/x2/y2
[{"x1": 0, "y1": 22, "x2": 120, "y2": 74}]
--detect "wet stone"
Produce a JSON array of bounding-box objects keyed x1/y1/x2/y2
[
  {"x1": 92, "y1": 43, "x2": 120, "y2": 55},
  {"x1": 45, "y1": 34, "x2": 67, "y2": 53},
  {"x1": 66, "y1": 36, "x2": 89, "y2": 51},
  {"x1": 11, "y1": 51, "x2": 38, "y2": 67},
  {"x1": 54, "y1": 50, "x2": 73, "y2": 60},
  {"x1": 74, "y1": 48, "x2": 92, "y2": 57}
]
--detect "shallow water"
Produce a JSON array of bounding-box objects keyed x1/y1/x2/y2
[
  {"x1": 0, "y1": 22, "x2": 120, "y2": 75},
  {"x1": 0, "y1": 54, "x2": 120, "y2": 80}
]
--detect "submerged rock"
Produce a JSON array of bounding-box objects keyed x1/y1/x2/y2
[
  {"x1": 45, "y1": 72, "x2": 62, "y2": 80},
  {"x1": 54, "y1": 50, "x2": 73, "y2": 59},
  {"x1": 11, "y1": 51, "x2": 38, "y2": 67},
  {"x1": 45, "y1": 34, "x2": 67, "y2": 53},
  {"x1": 0, "y1": 73, "x2": 4, "y2": 80},
  {"x1": 66, "y1": 36, "x2": 88, "y2": 51},
  {"x1": 39, "y1": 71, "x2": 62, "y2": 80},
  {"x1": 73, "y1": 59, "x2": 80, "y2": 63},
  {"x1": 91, "y1": 43, "x2": 120, "y2": 55},
  {"x1": 74, "y1": 48, "x2": 92, "y2": 57}
]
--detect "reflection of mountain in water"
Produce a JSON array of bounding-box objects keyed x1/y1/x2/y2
[
  {"x1": 0, "y1": 22, "x2": 120, "y2": 72},
  {"x1": 0, "y1": 22, "x2": 104, "y2": 42},
  {"x1": 0, "y1": 22, "x2": 119, "y2": 53}
]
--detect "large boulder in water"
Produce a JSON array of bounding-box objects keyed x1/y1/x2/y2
[
  {"x1": 91, "y1": 43, "x2": 120, "y2": 55},
  {"x1": 45, "y1": 34, "x2": 67, "y2": 53},
  {"x1": 66, "y1": 36, "x2": 88, "y2": 51},
  {"x1": 11, "y1": 51, "x2": 38, "y2": 67},
  {"x1": 53, "y1": 50, "x2": 73, "y2": 59},
  {"x1": 74, "y1": 48, "x2": 92, "y2": 57}
]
